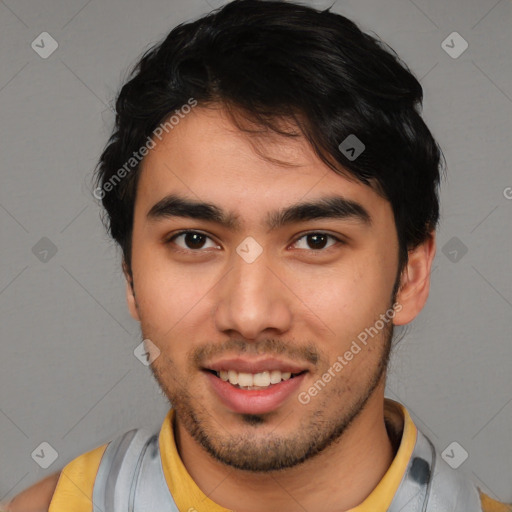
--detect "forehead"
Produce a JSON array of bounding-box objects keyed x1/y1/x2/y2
[{"x1": 136, "y1": 106, "x2": 392, "y2": 225}]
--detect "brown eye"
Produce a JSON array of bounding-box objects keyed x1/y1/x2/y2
[
  {"x1": 292, "y1": 232, "x2": 341, "y2": 251},
  {"x1": 168, "y1": 231, "x2": 219, "y2": 251}
]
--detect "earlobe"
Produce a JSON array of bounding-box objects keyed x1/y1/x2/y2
[
  {"x1": 125, "y1": 280, "x2": 140, "y2": 321},
  {"x1": 123, "y1": 262, "x2": 140, "y2": 322},
  {"x1": 393, "y1": 232, "x2": 436, "y2": 326}
]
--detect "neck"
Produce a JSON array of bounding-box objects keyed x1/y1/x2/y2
[{"x1": 175, "y1": 385, "x2": 395, "y2": 512}]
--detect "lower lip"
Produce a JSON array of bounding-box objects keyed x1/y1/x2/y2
[{"x1": 205, "y1": 371, "x2": 307, "y2": 415}]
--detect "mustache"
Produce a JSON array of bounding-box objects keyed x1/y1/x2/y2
[{"x1": 191, "y1": 338, "x2": 320, "y2": 367}]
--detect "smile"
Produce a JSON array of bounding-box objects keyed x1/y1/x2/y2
[
  {"x1": 209, "y1": 369, "x2": 305, "y2": 390},
  {"x1": 204, "y1": 368, "x2": 308, "y2": 415}
]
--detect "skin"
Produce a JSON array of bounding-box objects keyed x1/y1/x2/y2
[
  {"x1": 124, "y1": 106, "x2": 436, "y2": 511},
  {"x1": 3, "y1": 472, "x2": 60, "y2": 511},
  {"x1": 6, "y1": 105, "x2": 435, "y2": 511}
]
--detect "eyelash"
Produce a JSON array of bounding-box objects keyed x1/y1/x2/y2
[{"x1": 165, "y1": 230, "x2": 344, "y2": 254}]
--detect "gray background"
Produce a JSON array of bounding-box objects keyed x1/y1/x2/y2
[{"x1": 1, "y1": 0, "x2": 511, "y2": 505}]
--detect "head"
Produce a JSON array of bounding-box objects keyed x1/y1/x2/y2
[{"x1": 94, "y1": 0, "x2": 442, "y2": 472}]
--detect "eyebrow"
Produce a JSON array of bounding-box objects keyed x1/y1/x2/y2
[{"x1": 147, "y1": 193, "x2": 372, "y2": 231}]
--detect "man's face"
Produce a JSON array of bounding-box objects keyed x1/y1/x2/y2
[{"x1": 128, "y1": 106, "x2": 401, "y2": 471}]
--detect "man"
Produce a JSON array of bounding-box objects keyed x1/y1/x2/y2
[{"x1": 4, "y1": 0, "x2": 510, "y2": 510}]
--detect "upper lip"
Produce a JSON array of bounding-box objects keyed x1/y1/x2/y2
[{"x1": 204, "y1": 357, "x2": 310, "y2": 374}]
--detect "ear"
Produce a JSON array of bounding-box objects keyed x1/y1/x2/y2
[
  {"x1": 123, "y1": 260, "x2": 140, "y2": 322},
  {"x1": 393, "y1": 232, "x2": 436, "y2": 326}
]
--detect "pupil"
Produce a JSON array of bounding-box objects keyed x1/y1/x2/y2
[
  {"x1": 186, "y1": 233, "x2": 205, "y2": 249},
  {"x1": 308, "y1": 234, "x2": 327, "y2": 249}
]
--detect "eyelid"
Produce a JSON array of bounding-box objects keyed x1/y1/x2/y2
[
  {"x1": 290, "y1": 232, "x2": 344, "y2": 251},
  {"x1": 165, "y1": 229, "x2": 345, "y2": 252},
  {"x1": 165, "y1": 229, "x2": 220, "y2": 250}
]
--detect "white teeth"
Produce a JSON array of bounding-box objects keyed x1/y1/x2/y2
[
  {"x1": 237, "y1": 372, "x2": 253, "y2": 387},
  {"x1": 253, "y1": 371, "x2": 270, "y2": 387},
  {"x1": 269, "y1": 370, "x2": 282, "y2": 384},
  {"x1": 216, "y1": 369, "x2": 298, "y2": 388},
  {"x1": 228, "y1": 370, "x2": 238, "y2": 385}
]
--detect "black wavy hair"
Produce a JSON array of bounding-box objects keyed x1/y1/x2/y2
[{"x1": 94, "y1": 0, "x2": 445, "y2": 281}]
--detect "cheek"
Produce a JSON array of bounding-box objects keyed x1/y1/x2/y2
[
  {"x1": 297, "y1": 254, "x2": 394, "y2": 332},
  {"x1": 130, "y1": 244, "x2": 208, "y2": 335}
]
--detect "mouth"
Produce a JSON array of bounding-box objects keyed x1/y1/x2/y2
[
  {"x1": 202, "y1": 360, "x2": 309, "y2": 415},
  {"x1": 205, "y1": 368, "x2": 307, "y2": 390}
]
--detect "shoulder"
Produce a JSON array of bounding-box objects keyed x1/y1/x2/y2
[
  {"x1": 48, "y1": 442, "x2": 108, "y2": 512},
  {"x1": 3, "y1": 472, "x2": 61, "y2": 512},
  {"x1": 50, "y1": 427, "x2": 155, "y2": 511},
  {"x1": 479, "y1": 491, "x2": 512, "y2": 512},
  {"x1": 4, "y1": 442, "x2": 108, "y2": 512}
]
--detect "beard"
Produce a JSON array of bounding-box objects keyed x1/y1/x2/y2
[{"x1": 147, "y1": 317, "x2": 394, "y2": 473}]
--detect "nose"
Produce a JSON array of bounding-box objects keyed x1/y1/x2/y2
[{"x1": 213, "y1": 246, "x2": 293, "y2": 341}]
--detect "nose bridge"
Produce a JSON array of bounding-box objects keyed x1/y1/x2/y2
[{"x1": 214, "y1": 240, "x2": 292, "y2": 339}]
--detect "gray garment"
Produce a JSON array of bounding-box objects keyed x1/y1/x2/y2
[
  {"x1": 92, "y1": 428, "x2": 180, "y2": 512},
  {"x1": 92, "y1": 422, "x2": 483, "y2": 511}
]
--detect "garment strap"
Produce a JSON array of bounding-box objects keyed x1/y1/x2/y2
[
  {"x1": 388, "y1": 427, "x2": 482, "y2": 511},
  {"x1": 92, "y1": 428, "x2": 180, "y2": 512}
]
